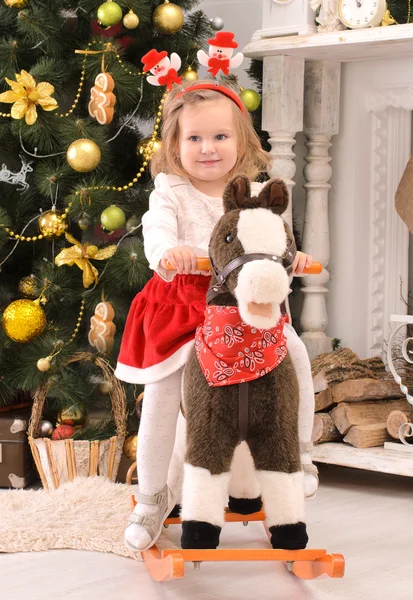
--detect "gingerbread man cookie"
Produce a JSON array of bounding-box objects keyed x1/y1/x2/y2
[
  {"x1": 88, "y1": 73, "x2": 117, "y2": 125},
  {"x1": 88, "y1": 301, "x2": 116, "y2": 352}
]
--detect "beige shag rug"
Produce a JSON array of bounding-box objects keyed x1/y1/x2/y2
[{"x1": 0, "y1": 476, "x2": 142, "y2": 560}]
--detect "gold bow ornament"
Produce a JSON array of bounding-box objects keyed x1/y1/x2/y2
[
  {"x1": 55, "y1": 233, "x2": 117, "y2": 288},
  {"x1": 0, "y1": 70, "x2": 58, "y2": 125}
]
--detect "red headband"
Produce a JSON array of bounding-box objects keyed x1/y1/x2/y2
[{"x1": 175, "y1": 82, "x2": 246, "y2": 116}]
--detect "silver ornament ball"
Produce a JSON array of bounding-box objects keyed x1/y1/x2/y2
[
  {"x1": 209, "y1": 16, "x2": 224, "y2": 31},
  {"x1": 40, "y1": 420, "x2": 54, "y2": 437}
]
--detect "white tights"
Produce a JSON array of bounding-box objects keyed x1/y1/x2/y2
[{"x1": 137, "y1": 367, "x2": 183, "y2": 496}]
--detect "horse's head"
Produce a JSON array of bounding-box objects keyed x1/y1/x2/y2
[{"x1": 208, "y1": 176, "x2": 295, "y2": 329}]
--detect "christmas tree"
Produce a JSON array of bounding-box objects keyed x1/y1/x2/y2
[{"x1": 0, "y1": 0, "x2": 216, "y2": 445}]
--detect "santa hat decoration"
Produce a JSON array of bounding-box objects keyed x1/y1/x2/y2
[
  {"x1": 207, "y1": 31, "x2": 238, "y2": 49},
  {"x1": 141, "y1": 49, "x2": 168, "y2": 72}
]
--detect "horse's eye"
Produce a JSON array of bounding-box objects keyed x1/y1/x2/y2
[{"x1": 225, "y1": 233, "x2": 234, "y2": 243}]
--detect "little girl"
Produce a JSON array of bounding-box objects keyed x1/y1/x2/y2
[{"x1": 115, "y1": 79, "x2": 318, "y2": 552}]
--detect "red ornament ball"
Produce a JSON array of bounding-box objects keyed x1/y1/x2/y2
[{"x1": 51, "y1": 425, "x2": 75, "y2": 440}]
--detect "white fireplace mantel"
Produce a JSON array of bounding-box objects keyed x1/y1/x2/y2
[
  {"x1": 244, "y1": 25, "x2": 413, "y2": 361},
  {"x1": 246, "y1": 23, "x2": 413, "y2": 62}
]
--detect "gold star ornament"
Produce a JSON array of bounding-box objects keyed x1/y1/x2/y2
[
  {"x1": 55, "y1": 233, "x2": 117, "y2": 288},
  {"x1": 0, "y1": 70, "x2": 58, "y2": 125}
]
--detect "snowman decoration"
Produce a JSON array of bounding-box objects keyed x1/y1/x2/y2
[
  {"x1": 197, "y1": 31, "x2": 244, "y2": 78},
  {"x1": 142, "y1": 49, "x2": 182, "y2": 91}
]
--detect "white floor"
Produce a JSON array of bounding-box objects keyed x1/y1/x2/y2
[{"x1": 1, "y1": 464, "x2": 412, "y2": 600}]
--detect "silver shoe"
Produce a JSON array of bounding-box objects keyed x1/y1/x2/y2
[{"x1": 125, "y1": 485, "x2": 171, "y2": 552}]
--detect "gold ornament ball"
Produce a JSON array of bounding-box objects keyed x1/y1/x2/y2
[
  {"x1": 123, "y1": 9, "x2": 139, "y2": 29},
  {"x1": 57, "y1": 404, "x2": 87, "y2": 427},
  {"x1": 137, "y1": 137, "x2": 162, "y2": 161},
  {"x1": 4, "y1": 0, "x2": 28, "y2": 7},
  {"x1": 240, "y1": 89, "x2": 261, "y2": 112},
  {"x1": 123, "y1": 434, "x2": 138, "y2": 460},
  {"x1": 153, "y1": 1, "x2": 184, "y2": 35},
  {"x1": 97, "y1": 1, "x2": 123, "y2": 26},
  {"x1": 67, "y1": 139, "x2": 101, "y2": 173},
  {"x1": 37, "y1": 357, "x2": 51, "y2": 371},
  {"x1": 182, "y1": 67, "x2": 198, "y2": 82},
  {"x1": 18, "y1": 274, "x2": 38, "y2": 299},
  {"x1": 38, "y1": 209, "x2": 68, "y2": 238},
  {"x1": 2, "y1": 299, "x2": 47, "y2": 343}
]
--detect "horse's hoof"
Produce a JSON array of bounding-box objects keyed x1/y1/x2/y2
[
  {"x1": 228, "y1": 495, "x2": 263, "y2": 515},
  {"x1": 181, "y1": 521, "x2": 221, "y2": 549},
  {"x1": 168, "y1": 504, "x2": 181, "y2": 518},
  {"x1": 269, "y1": 522, "x2": 308, "y2": 550}
]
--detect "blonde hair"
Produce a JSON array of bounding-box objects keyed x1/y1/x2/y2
[{"x1": 150, "y1": 79, "x2": 270, "y2": 181}]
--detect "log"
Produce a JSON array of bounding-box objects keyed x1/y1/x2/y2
[
  {"x1": 315, "y1": 388, "x2": 335, "y2": 412},
  {"x1": 344, "y1": 424, "x2": 391, "y2": 448},
  {"x1": 386, "y1": 410, "x2": 413, "y2": 440},
  {"x1": 312, "y1": 413, "x2": 341, "y2": 444},
  {"x1": 331, "y1": 399, "x2": 412, "y2": 435},
  {"x1": 311, "y1": 348, "x2": 359, "y2": 393},
  {"x1": 315, "y1": 379, "x2": 404, "y2": 411}
]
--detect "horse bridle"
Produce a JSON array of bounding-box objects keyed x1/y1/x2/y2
[
  {"x1": 206, "y1": 238, "x2": 297, "y2": 304},
  {"x1": 205, "y1": 237, "x2": 297, "y2": 442}
]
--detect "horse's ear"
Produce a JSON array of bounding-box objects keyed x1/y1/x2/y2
[
  {"x1": 258, "y1": 178, "x2": 289, "y2": 215},
  {"x1": 223, "y1": 175, "x2": 251, "y2": 213}
]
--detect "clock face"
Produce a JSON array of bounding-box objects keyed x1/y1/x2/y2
[{"x1": 338, "y1": 0, "x2": 386, "y2": 29}]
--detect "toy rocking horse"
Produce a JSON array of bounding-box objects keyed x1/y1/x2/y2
[{"x1": 180, "y1": 175, "x2": 307, "y2": 551}]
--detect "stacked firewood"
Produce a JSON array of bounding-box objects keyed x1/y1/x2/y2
[{"x1": 311, "y1": 349, "x2": 413, "y2": 448}]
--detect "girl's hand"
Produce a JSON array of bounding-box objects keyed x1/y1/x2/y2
[
  {"x1": 292, "y1": 251, "x2": 313, "y2": 275},
  {"x1": 161, "y1": 246, "x2": 198, "y2": 274}
]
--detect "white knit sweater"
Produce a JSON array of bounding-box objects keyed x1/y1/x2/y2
[{"x1": 142, "y1": 173, "x2": 264, "y2": 281}]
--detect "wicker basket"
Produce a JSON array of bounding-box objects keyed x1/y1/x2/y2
[{"x1": 28, "y1": 352, "x2": 127, "y2": 490}]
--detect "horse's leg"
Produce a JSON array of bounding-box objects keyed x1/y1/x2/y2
[
  {"x1": 181, "y1": 355, "x2": 238, "y2": 549},
  {"x1": 228, "y1": 442, "x2": 262, "y2": 514},
  {"x1": 248, "y1": 368, "x2": 308, "y2": 550}
]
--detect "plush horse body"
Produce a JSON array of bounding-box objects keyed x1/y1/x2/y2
[{"x1": 179, "y1": 176, "x2": 308, "y2": 551}]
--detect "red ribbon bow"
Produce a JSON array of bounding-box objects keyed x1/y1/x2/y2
[
  {"x1": 207, "y1": 57, "x2": 230, "y2": 77},
  {"x1": 158, "y1": 69, "x2": 182, "y2": 91}
]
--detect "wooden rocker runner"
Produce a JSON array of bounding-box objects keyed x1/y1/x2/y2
[{"x1": 126, "y1": 464, "x2": 345, "y2": 583}]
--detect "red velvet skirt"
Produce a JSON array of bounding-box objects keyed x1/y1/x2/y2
[{"x1": 115, "y1": 273, "x2": 210, "y2": 384}]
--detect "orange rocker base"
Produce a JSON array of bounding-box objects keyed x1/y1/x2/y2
[{"x1": 129, "y1": 493, "x2": 345, "y2": 582}]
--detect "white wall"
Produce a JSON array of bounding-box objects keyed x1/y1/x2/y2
[{"x1": 200, "y1": 0, "x2": 263, "y2": 88}]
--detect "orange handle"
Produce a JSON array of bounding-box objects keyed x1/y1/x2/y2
[
  {"x1": 166, "y1": 258, "x2": 322, "y2": 274},
  {"x1": 303, "y1": 262, "x2": 322, "y2": 275}
]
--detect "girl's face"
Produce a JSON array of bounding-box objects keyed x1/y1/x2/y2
[{"x1": 177, "y1": 98, "x2": 238, "y2": 192}]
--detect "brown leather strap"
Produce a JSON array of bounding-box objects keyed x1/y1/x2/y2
[
  {"x1": 206, "y1": 239, "x2": 297, "y2": 304},
  {"x1": 238, "y1": 382, "x2": 249, "y2": 442}
]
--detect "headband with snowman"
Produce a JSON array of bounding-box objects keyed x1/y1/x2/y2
[{"x1": 141, "y1": 31, "x2": 246, "y2": 115}]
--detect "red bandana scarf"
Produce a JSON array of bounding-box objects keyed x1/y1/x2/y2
[{"x1": 195, "y1": 306, "x2": 287, "y2": 387}]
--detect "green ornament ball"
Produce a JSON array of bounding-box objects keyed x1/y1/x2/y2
[
  {"x1": 97, "y1": 1, "x2": 123, "y2": 27},
  {"x1": 100, "y1": 205, "x2": 126, "y2": 232},
  {"x1": 240, "y1": 89, "x2": 261, "y2": 112}
]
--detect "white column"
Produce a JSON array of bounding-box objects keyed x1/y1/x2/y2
[
  {"x1": 262, "y1": 55, "x2": 305, "y2": 228},
  {"x1": 300, "y1": 61, "x2": 341, "y2": 359}
]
